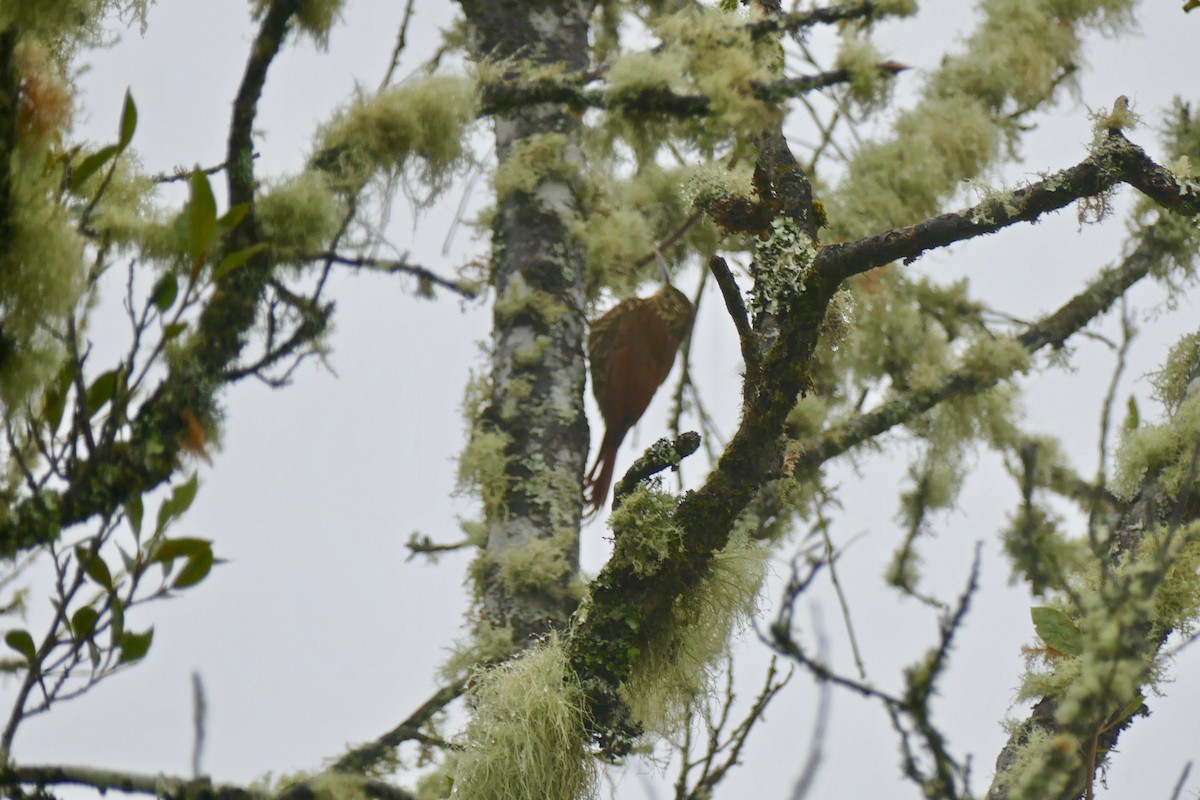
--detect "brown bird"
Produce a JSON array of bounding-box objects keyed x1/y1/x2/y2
[{"x1": 585, "y1": 279, "x2": 693, "y2": 514}]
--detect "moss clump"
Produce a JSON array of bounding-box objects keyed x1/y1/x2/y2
[
  {"x1": 493, "y1": 133, "x2": 577, "y2": 201},
  {"x1": 620, "y1": 523, "x2": 768, "y2": 737},
  {"x1": 493, "y1": 279, "x2": 570, "y2": 326},
  {"x1": 494, "y1": 530, "x2": 577, "y2": 598},
  {"x1": 457, "y1": 427, "x2": 512, "y2": 520},
  {"x1": 254, "y1": 0, "x2": 344, "y2": 45},
  {"x1": 607, "y1": 488, "x2": 685, "y2": 578},
  {"x1": 0, "y1": 47, "x2": 84, "y2": 411},
  {"x1": 453, "y1": 637, "x2": 596, "y2": 800},
  {"x1": 255, "y1": 171, "x2": 344, "y2": 265},
  {"x1": 315, "y1": 75, "x2": 477, "y2": 195},
  {"x1": 440, "y1": 619, "x2": 515, "y2": 684},
  {"x1": 835, "y1": 34, "x2": 892, "y2": 111},
  {"x1": 1111, "y1": 390, "x2": 1200, "y2": 502}
]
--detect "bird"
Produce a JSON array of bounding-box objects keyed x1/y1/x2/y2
[{"x1": 584, "y1": 274, "x2": 693, "y2": 515}]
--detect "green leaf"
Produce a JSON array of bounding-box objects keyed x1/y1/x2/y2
[
  {"x1": 149, "y1": 272, "x2": 178, "y2": 312},
  {"x1": 42, "y1": 360, "x2": 75, "y2": 434},
  {"x1": 118, "y1": 627, "x2": 154, "y2": 663},
  {"x1": 163, "y1": 322, "x2": 188, "y2": 340},
  {"x1": 1031, "y1": 606, "x2": 1082, "y2": 656},
  {"x1": 1185, "y1": 0, "x2": 1199, "y2": 11},
  {"x1": 117, "y1": 544, "x2": 137, "y2": 574},
  {"x1": 69, "y1": 144, "x2": 120, "y2": 192},
  {"x1": 118, "y1": 90, "x2": 137, "y2": 149},
  {"x1": 1124, "y1": 395, "x2": 1140, "y2": 432},
  {"x1": 75, "y1": 546, "x2": 114, "y2": 592},
  {"x1": 1112, "y1": 693, "x2": 1146, "y2": 726},
  {"x1": 86, "y1": 369, "x2": 120, "y2": 418},
  {"x1": 151, "y1": 537, "x2": 212, "y2": 563},
  {"x1": 212, "y1": 243, "x2": 267, "y2": 282},
  {"x1": 125, "y1": 494, "x2": 144, "y2": 538},
  {"x1": 216, "y1": 203, "x2": 250, "y2": 235},
  {"x1": 155, "y1": 473, "x2": 199, "y2": 534},
  {"x1": 185, "y1": 171, "x2": 218, "y2": 266},
  {"x1": 4, "y1": 630, "x2": 36, "y2": 663},
  {"x1": 71, "y1": 607, "x2": 100, "y2": 640},
  {"x1": 172, "y1": 550, "x2": 215, "y2": 590}
]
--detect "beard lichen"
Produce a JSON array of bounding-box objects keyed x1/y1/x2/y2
[{"x1": 453, "y1": 636, "x2": 597, "y2": 800}]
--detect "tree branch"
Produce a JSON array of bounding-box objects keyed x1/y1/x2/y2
[{"x1": 816, "y1": 130, "x2": 1200, "y2": 283}]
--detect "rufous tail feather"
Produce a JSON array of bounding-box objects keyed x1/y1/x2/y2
[{"x1": 584, "y1": 430, "x2": 623, "y2": 516}]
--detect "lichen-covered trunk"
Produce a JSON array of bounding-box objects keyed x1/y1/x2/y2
[{"x1": 459, "y1": 0, "x2": 591, "y2": 642}]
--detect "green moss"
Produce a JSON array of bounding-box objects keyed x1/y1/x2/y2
[
  {"x1": 454, "y1": 638, "x2": 596, "y2": 800},
  {"x1": 607, "y1": 488, "x2": 685, "y2": 578}
]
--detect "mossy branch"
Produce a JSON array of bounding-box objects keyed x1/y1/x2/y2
[
  {"x1": 478, "y1": 64, "x2": 905, "y2": 118},
  {"x1": 817, "y1": 129, "x2": 1200, "y2": 283},
  {"x1": 793, "y1": 210, "x2": 1172, "y2": 474},
  {"x1": 566, "y1": 119, "x2": 1200, "y2": 756},
  {"x1": 611, "y1": 432, "x2": 701, "y2": 511},
  {"x1": 0, "y1": 1, "x2": 298, "y2": 558},
  {"x1": 329, "y1": 679, "x2": 468, "y2": 775}
]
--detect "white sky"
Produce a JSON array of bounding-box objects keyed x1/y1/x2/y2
[{"x1": 8, "y1": 2, "x2": 1200, "y2": 798}]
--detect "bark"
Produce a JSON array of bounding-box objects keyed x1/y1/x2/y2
[{"x1": 458, "y1": 0, "x2": 592, "y2": 642}]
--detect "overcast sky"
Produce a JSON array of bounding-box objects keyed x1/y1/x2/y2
[{"x1": 8, "y1": 2, "x2": 1200, "y2": 798}]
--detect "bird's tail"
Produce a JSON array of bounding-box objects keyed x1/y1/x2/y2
[{"x1": 584, "y1": 430, "x2": 623, "y2": 517}]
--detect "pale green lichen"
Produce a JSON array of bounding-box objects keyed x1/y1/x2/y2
[
  {"x1": 574, "y1": 164, "x2": 715, "y2": 295},
  {"x1": 684, "y1": 161, "x2": 756, "y2": 208},
  {"x1": 990, "y1": 725, "x2": 1080, "y2": 800},
  {"x1": 492, "y1": 133, "x2": 576, "y2": 201},
  {"x1": 315, "y1": 74, "x2": 477, "y2": 195},
  {"x1": 457, "y1": 427, "x2": 512, "y2": 520},
  {"x1": 749, "y1": 217, "x2": 816, "y2": 317},
  {"x1": 499, "y1": 377, "x2": 533, "y2": 420},
  {"x1": 255, "y1": 171, "x2": 344, "y2": 264},
  {"x1": 453, "y1": 637, "x2": 597, "y2": 800},
  {"x1": 0, "y1": 147, "x2": 84, "y2": 414},
  {"x1": 253, "y1": 0, "x2": 344, "y2": 46},
  {"x1": 607, "y1": 488, "x2": 685, "y2": 578},
  {"x1": 601, "y1": 5, "x2": 778, "y2": 154},
  {"x1": 493, "y1": 280, "x2": 570, "y2": 326},
  {"x1": 834, "y1": 34, "x2": 891, "y2": 111},
  {"x1": 513, "y1": 335, "x2": 553, "y2": 368},
  {"x1": 1111, "y1": 390, "x2": 1200, "y2": 502},
  {"x1": 958, "y1": 335, "x2": 1031, "y2": 383},
  {"x1": 494, "y1": 530, "x2": 577, "y2": 599},
  {"x1": 620, "y1": 523, "x2": 768, "y2": 738},
  {"x1": 1149, "y1": 331, "x2": 1200, "y2": 414},
  {"x1": 439, "y1": 619, "x2": 515, "y2": 684},
  {"x1": 825, "y1": 0, "x2": 1136, "y2": 239}
]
